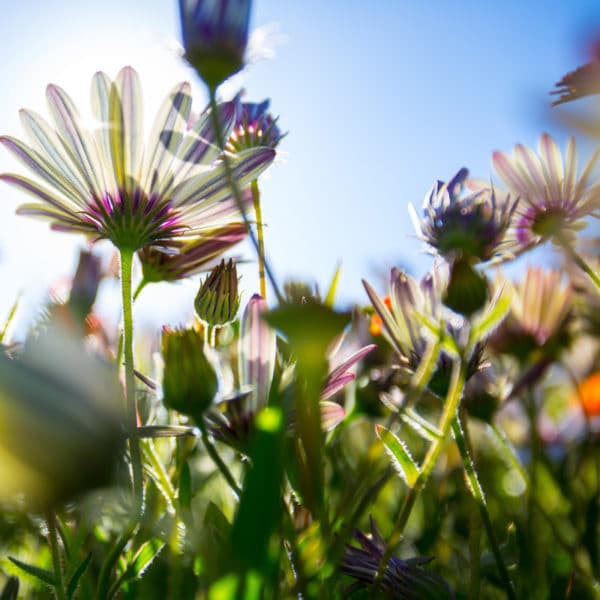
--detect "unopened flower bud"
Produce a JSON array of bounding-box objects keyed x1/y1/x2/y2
[
  {"x1": 179, "y1": 0, "x2": 251, "y2": 90},
  {"x1": 161, "y1": 327, "x2": 218, "y2": 417},
  {"x1": 194, "y1": 259, "x2": 240, "y2": 326}
]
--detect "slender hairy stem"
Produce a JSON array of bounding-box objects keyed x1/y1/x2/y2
[
  {"x1": 207, "y1": 87, "x2": 283, "y2": 303},
  {"x1": 46, "y1": 512, "x2": 66, "y2": 600},
  {"x1": 452, "y1": 415, "x2": 516, "y2": 600},
  {"x1": 120, "y1": 248, "x2": 144, "y2": 508},
  {"x1": 251, "y1": 179, "x2": 267, "y2": 299},
  {"x1": 468, "y1": 495, "x2": 482, "y2": 600},
  {"x1": 376, "y1": 357, "x2": 467, "y2": 581},
  {"x1": 197, "y1": 417, "x2": 241, "y2": 498}
]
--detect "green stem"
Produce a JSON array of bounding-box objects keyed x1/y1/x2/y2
[
  {"x1": 376, "y1": 357, "x2": 467, "y2": 581},
  {"x1": 207, "y1": 87, "x2": 283, "y2": 303},
  {"x1": 559, "y1": 238, "x2": 600, "y2": 290},
  {"x1": 197, "y1": 417, "x2": 241, "y2": 498},
  {"x1": 251, "y1": 179, "x2": 267, "y2": 299},
  {"x1": 452, "y1": 415, "x2": 516, "y2": 600},
  {"x1": 468, "y1": 495, "x2": 482, "y2": 600},
  {"x1": 46, "y1": 512, "x2": 67, "y2": 600},
  {"x1": 120, "y1": 248, "x2": 144, "y2": 509},
  {"x1": 133, "y1": 278, "x2": 148, "y2": 302}
]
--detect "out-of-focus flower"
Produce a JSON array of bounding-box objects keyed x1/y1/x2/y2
[
  {"x1": 0, "y1": 327, "x2": 124, "y2": 509},
  {"x1": 0, "y1": 67, "x2": 274, "y2": 252},
  {"x1": 179, "y1": 0, "x2": 251, "y2": 90},
  {"x1": 492, "y1": 133, "x2": 600, "y2": 248},
  {"x1": 226, "y1": 99, "x2": 283, "y2": 152},
  {"x1": 551, "y1": 42, "x2": 600, "y2": 106},
  {"x1": 206, "y1": 294, "x2": 372, "y2": 451},
  {"x1": 411, "y1": 167, "x2": 517, "y2": 263},
  {"x1": 139, "y1": 221, "x2": 246, "y2": 283},
  {"x1": 161, "y1": 326, "x2": 218, "y2": 417},
  {"x1": 576, "y1": 372, "x2": 600, "y2": 417},
  {"x1": 341, "y1": 517, "x2": 453, "y2": 598},
  {"x1": 194, "y1": 258, "x2": 241, "y2": 326},
  {"x1": 489, "y1": 267, "x2": 573, "y2": 365}
]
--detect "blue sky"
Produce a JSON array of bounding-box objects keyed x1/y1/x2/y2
[{"x1": 1, "y1": 1, "x2": 599, "y2": 333}]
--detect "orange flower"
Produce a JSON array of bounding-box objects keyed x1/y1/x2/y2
[
  {"x1": 369, "y1": 296, "x2": 392, "y2": 336},
  {"x1": 577, "y1": 372, "x2": 600, "y2": 417}
]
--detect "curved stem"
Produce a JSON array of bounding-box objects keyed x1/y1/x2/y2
[
  {"x1": 376, "y1": 357, "x2": 467, "y2": 581},
  {"x1": 133, "y1": 278, "x2": 148, "y2": 302},
  {"x1": 452, "y1": 414, "x2": 516, "y2": 600},
  {"x1": 120, "y1": 248, "x2": 144, "y2": 509},
  {"x1": 207, "y1": 87, "x2": 283, "y2": 303},
  {"x1": 197, "y1": 417, "x2": 241, "y2": 498},
  {"x1": 251, "y1": 179, "x2": 267, "y2": 299},
  {"x1": 46, "y1": 511, "x2": 66, "y2": 600},
  {"x1": 559, "y1": 238, "x2": 600, "y2": 290}
]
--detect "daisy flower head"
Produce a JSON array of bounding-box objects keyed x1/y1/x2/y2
[
  {"x1": 492, "y1": 133, "x2": 600, "y2": 248},
  {"x1": 411, "y1": 167, "x2": 517, "y2": 264},
  {"x1": 0, "y1": 66, "x2": 274, "y2": 253}
]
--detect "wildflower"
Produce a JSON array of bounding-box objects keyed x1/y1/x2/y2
[
  {"x1": 489, "y1": 267, "x2": 573, "y2": 363},
  {"x1": 551, "y1": 42, "x2": 600, "y2": 105},
  {"x1": 226, "y1": 99, "x2": 283, "y2": 152},
  {"x1": 161, "y1": 326, "x2": 219, "y2": 417},
  {"x1": 139, "y1": 221, "x2": 246, "y2": 283},
  {"x1": 341, "y1": 517, "x2": 453, "y2": 598},
  {"x1": 206, "y1": 295, "x2": 373, "y2": 451},
  {"x1": 492, "y1": 133, "x2": 600, "y2": 248},
  {"x1": 179, "y1": 0, "x2": 251, "y2": 90},
  {"x1": 363, "y1": 268, "x2": 483, "y2": 396},
  {"x1": 576, "y1": 372, "x2": 600, "y2": 417},
  {"x1": 411, "y1": 167, "x2": 517, "y2": 263},
  {"x1": 0, "y1": 66, "x2": 274, "y2": 252},
  {"x1": 194, "y1": 258, "x2": 241, "y2": 326}
]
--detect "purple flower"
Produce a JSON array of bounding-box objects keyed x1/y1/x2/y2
[
  {"x1": 0, "y1": 67, "x2": 274, "y2": 252},
  {"x1": 226, "y1": 99, "x2": 283, "y2": 152},
  {"x1": 410, "y1": 168, "x2": 517, "y2": 263},
  {"x1": 179, "y1": 0, "x2": 251, "y2": 89},
  {"x1": 342, "y1": 517, "x2": 453, "y2": 598},
  {"x1": 493, "y1": 133, "x2": 600, "y2": 248}
]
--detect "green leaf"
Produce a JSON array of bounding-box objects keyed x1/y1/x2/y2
[
  {"x1": 0, "y1": 577, "x2": 19, "y2": 600},
  {"x1": 230, "y1": 407, "x2": 285, "y2": 573},
  {"x1": 125, "y1": 539, "x2": 165, "y2": 580},
  {"x1": 8, "y1": 557, "x2": 55, "y2": 588},
  {"x1": 470, "y1": 282, "x2": 512, "y2": 343},
  {"x1": 0, "y1": 295, "x2": 20, "y2": 343},
  {"x1": 179, "y1": 460, "x2": 192, "y2": 510},
  {"x1": 375, "y1": 425, "x2": 420, "y2": 488},
  {"x1": 66, "y1": 553, "x2": 92, "y2": 600},
  {"x1": 324, "y1": 263, "x2": 342, "y2": 308},
  {"x1": 208, "y1": 572, "x2": 262, "y2": 600}
]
